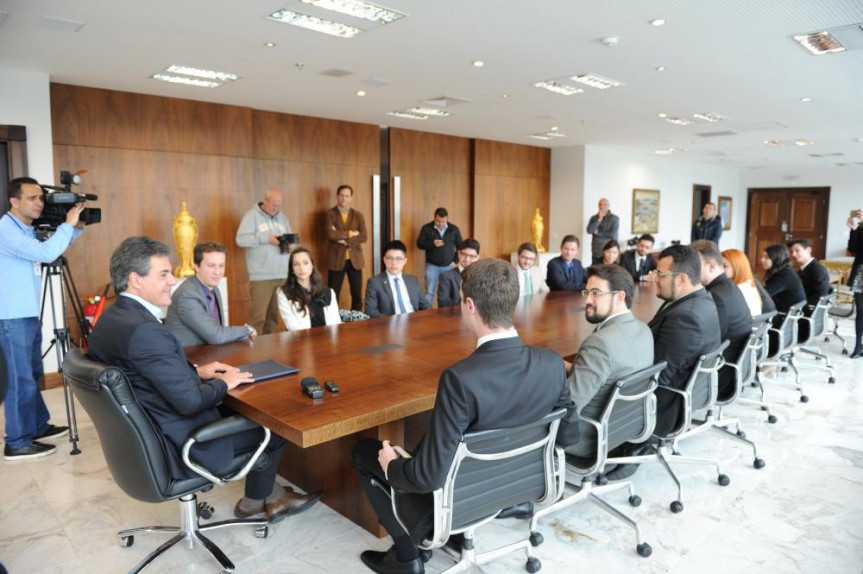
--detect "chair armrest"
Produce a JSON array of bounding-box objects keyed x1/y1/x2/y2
[{"x1": 181, "y1": 416, "x2": 271, "y2": 486}]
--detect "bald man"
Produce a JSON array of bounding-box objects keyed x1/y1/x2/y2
[
  {"x1": 586, "y1": 198, "x2": 619, "y2": 265},
  {"x1": 236, "y1": 188, "x2": 293, "y2": 334}
]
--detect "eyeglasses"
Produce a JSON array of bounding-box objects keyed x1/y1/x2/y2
[
  {"x1": 384, "y1": 256, "x2": 406, "y2": 262},
  {"x1": 656, "y1": 271, "x2": 681, "y2": 279},
  {"x1": 581, "y1": 289, "x2": 619, "y2": 298}
]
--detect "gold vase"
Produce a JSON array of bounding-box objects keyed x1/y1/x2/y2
[
  {"x1": 173, "y1": 202, "x2": 198, "y2": 277},
  {"x1": 531, "y1": 208, "x2": 546, "y2": 253}
]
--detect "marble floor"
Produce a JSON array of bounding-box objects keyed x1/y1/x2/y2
[{"x1": 2, "y1": 329, "x2": 862, "y2": 574}]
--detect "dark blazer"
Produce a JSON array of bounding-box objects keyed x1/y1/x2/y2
[
  {"x1": 705, "y1": 274, "x2": 753, "y2": 399},
  {"x1": 416, "y1": 222, "x2": 462, "y2": 267},
  {"x1": 364, "y1": 272, "x2": 430, "y2": 318},
  {"x1": 165, "y1": 278, "x2": 250, "y2": 347},
  {"x1": 436, "y1": 267, "x2": 462, "y2": 308},
  {"x1": 386, "y1": 336, "x2": 580, "y2": 494},
  {"x1": 619, "y1": 250, "x2": 657, "y2": 282},
  {"x1": 765, "y1": 266, "x2": 806, "y2": 314},
  {"x1": 849, "y1": 227, "x2": 863, "y2": 289},
  {"x1": 798, "y1": 259, "x2": 832, "y2": 309},
  {"x1": 586, "y1": 212, "x2": 619, "y2": 258},
  {"x1": 88, "y1": 295, "x2": 229, "y2": 478},
  {"x1": 690, "y1": 217, "x2": 723, "y2": 243},
  {"x1": 546, "y1": 256, "x2": 586, "y2": 291},
  {"x1": 325, "y1": 206, "x2": 367, "y2": 271},
  {"x1": 649, "y1": 288, "x2": 721, "y2": 437}
]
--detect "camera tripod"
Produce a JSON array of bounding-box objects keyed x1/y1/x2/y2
[{"x1": 39, "y1": 255, "x2": 89, "y2": 455}]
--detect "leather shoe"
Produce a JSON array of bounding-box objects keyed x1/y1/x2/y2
[
  {"x1": 360, "y1": 546, "x2": 424, "y2": 574},
  {"x1": 34, "y1": 424, "x2": 69, "y2": 441},
  {"x1": 266, "y1": 489, "x2": 323, "y2": 523},
  {"x1": 3, "y1": 441, "x2": 57, "y2": 461},
  {"x1": 604, "y1": 463, "x2": 640, "y2": 481},
  {"x1": 851, "y1": 345, "x2": 863, "y2": 359},
  {"x1": 495, "y1": 501, "x2": 534, "y2": 519}
]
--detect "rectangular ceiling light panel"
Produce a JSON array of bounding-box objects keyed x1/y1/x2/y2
[
  {"x1": 793, "y1": 31, "x2": 846, "y2": 55},
  {"x1": 166, "y1": 65, "x2": 239, "y2": 82},
  {"x1": 151, "y1": 74, "x2": 221, "y2": 88},
  {"x1": 532, "y1": 81, "x2": 584, "y2": 96},
  {"x1": 386, "y1": 111, "x2": 428, "y2": 120},
  {"x1": 300, "y1": 0, "x2": 405, "y2": 24},
  {"x1": 408, "y1": 107, "x2": 451, "y2": 117},
  {"x1": 570, "y1": 73, "x2": 624, "y2": 90},
  {"x1": 267, "y1": 9, "x2": 361, "y2": 38}
]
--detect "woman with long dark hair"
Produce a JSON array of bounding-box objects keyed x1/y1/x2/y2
[
  {"x1": 761, "y1": 244, "x2": 806, "y2": 314},
  {"x1": 601, "y1": 239, "x2": 621, "y2": 265},
  {"x1": 847, "y1": 209, "x2": 863, "y2": 358},
  {"x1": 277, "y1": 247, "x2": 341, "y2": 331}
]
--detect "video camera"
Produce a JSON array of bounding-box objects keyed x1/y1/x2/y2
[
  {"x1": 34, "y1": 170, "x2": 101, "y2": 240},
  {"x1": 277, "y1": 233, "x2": 300, "y2": 254}
]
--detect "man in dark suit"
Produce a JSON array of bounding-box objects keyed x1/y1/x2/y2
[
  {"x1": 353, "y1": 259, "x2": 580, "y2": 574},
  {"x1": 546, "y1": 234, "x2": 586, "y2": 291},
  {"x1": 619, "y1": 234, "x2": 657, "y2": 283},
  {"x1": 789, "y1": 238, "x2": 832, "y2": 341},
  {"x1": 165, "y1": 242, "x2": 257, "y2": 347},
  {"x1": 436, "y1": 238, "x2": 480, "y2": 308},
  {"x1": 649, "y1": 245, "x2": 721, "y2": 437},
  {"x1": 565, "y1": 264, "x2": 653, "y2": 459},
  {"x1": 89, "y1": 237, "x2": 320, "y2": 523},
  {"x1": 364, "y1": 240, "x2": 430, "y2": 318},
  {"x1": 326, "y1": 184, "x2": 368, "y2": 311},
  {"x1": 692, "y1": 240, "x2": 752, "y2": 399}
]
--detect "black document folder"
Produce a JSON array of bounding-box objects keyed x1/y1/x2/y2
[{"x1": 237, "y1": 359, "x2": 299, "y2": 382}]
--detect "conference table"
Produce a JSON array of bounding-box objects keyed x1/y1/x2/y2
[{"x1": 186, "y1": 285, "x2": 663, "y2": 535}]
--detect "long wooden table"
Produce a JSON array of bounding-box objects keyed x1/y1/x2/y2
[{"x1": 186, "y1": 286, "x2": 663, "y2": 534}]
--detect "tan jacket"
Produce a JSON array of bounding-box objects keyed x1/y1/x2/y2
[{"x1": 325, "y1": 206, "x2": 367, "y2": 271}]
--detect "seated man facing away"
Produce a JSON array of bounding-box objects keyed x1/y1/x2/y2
[
  {"x1": 619, "y1": 234, "x2": 657, "y2": 283},
  {"x1": 514, "y1": 242, "x2": 550, "y2": 296},
  {"x1": 546, "y1": 234, "x2": 586, "y2": 291},
  {"x1": 691, "y1": 240, "x2": 752, "y2": 400},
  {"x1": 165, "y1": 242, "x2": 257, "y2": 347},
  {"x1": 436, "y1": 238, "x2": 480, "y2": 308},
  {"x1": 89, "y1": 237, "x2": 321, "y2": 523},
  {"x1": 353, "y1": 259, "x2": 580, "y2": 574},
  {"x1": 564, "y1": 264, "x2": 653, "y2": 459},
  {"x1": 364, "y1": 240, "x2": 430, "y2": 318}
]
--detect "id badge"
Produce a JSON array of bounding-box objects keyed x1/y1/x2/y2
[{"x1": 33, "y1": 262, "x2": 41, "y2": 276}]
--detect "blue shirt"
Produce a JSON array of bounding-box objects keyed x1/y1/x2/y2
[{"x1": 0, "y1": 212, "x2": 84, "y2": 320}]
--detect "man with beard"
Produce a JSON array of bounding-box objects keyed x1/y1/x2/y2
[{"x1": 563, "y1": 264, "x2": 653, "y2": 459}]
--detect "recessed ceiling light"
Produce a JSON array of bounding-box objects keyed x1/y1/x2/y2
[
  {"x1": 529, "y1": 135, "x2": 550, "y2": 141},
  {"x1": 655, "y1": 65, "x2": 666, "y2": 72},
  {"x1": 763, "y1": 140, "x2": 785, "y2": 147},
  {"x1": 532, "y1": 80, "x2": 584, "y2": 96},
  {"x1": 655, "y1": 149, "x2": 672, "y2": 155},
  {"x1": 151, "y1": 74, "x2": 221, "y2": 88},
  {"x1": 793, "y1": 31, "x2": 845, "y2": 55},
  {"x1": 799, "y1": 97, "x2": 811, "y2": 103},
  {"x1": 264, "y1": 41, "x2": 276, "y2": 48},
  {"x1": 570, "y1": 73, "x2": 624, "y2": 90},
  {"x1": 550, "y1": 126, "x2": 559, "y2": 131},
  {"x1": 299, "y1": 0, "x2": 406, "y2": 24},
  {"x1": 665, "y1": 117, "x2": 691, "y2": 126},
  {"x1": 649, "y1": 19, "x2": 666, "y2": 27},
  {"x1": 165, "y1": 65, "x2": 239, "y2": 82},
  {"x1": 693, "y1": 112, "x2": 724, "y2": 123},
  {"x1": 542, "y1": 131, "x2": 568, "y2": 138},
  {"x1": 386, "y1": 110, "x2": 428, "y2": 120},
  {"x1": 500, "y1": 93, "x2": 509, "y2": 99},
  {"x1": 657, "y1": 112, "x2": 668, "y2": 119},
  {"x1": 795, "y1": 139, "x2": 814, "y2": 146},
  {"x1": 472, "y1": 60, "x2": 485, "y2": 68},
  {"x1": 356, "y1": 90, "x2": 366, "y2": 96},
  {"x1": 267, "y1": 9, "x2": 361, "y2": 38},
  {"x1": 407, "y1": 106, "x2": 451, "y2": 117},
  {"x1": 855, "y1": 137, "x2": 863, "y2": 143}
]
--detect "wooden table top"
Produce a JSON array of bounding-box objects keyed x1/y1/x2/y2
[{"x1": 185, "y1": 284, "x2": 664, "y2": 448}]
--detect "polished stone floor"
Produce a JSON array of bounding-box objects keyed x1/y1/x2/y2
[{"x1": 1, "y1": 329, "x2": 862, "y2": 574}]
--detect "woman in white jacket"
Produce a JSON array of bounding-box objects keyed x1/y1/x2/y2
[{"x1": 277, "y1": 247, "x2": 341, "y2": 331}]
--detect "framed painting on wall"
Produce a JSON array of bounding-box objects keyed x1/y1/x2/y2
[
  {"x1": 632, "y1": 188, "x2": 660, "y2": 234},
  {"x1": 718, "y1": 196, "x2": 732, "y2": 230}
]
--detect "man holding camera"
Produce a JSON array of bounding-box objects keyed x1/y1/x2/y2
[
  {"x1": 236, "y1": 187, "x2": 293, "y2": 335},
  {"x1": 1, "y1": 177, "x2": 85, "y2": 460}
]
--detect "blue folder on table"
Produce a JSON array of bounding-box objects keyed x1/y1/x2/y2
[{"x1": 237, "y1": 359, "x2": 298, "y2": 382}]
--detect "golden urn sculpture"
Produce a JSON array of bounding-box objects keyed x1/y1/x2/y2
[
  {"x1": 531, "y1": 207, "x2": 546, "y2": 253},
  {"x1": 173, "y1": 202, "x2": 198, "y2": 278}
]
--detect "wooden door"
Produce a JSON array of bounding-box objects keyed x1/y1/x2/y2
[{"x1": 746, "y1": 187, "x2": 830, "y2": 275}]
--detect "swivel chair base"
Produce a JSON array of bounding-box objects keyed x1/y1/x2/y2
[{"x1": 119, "y1": 492, "x2": 269, "y2": 573}]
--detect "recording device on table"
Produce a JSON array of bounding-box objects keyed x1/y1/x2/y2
[
  {"x1": 277, "y1": 233, "x2": 301, "y2": 254},
  {"x1": 301, "y1": 377, "x2": 325, "y2": 399},
  {"x1": 34, "y1": 170, "x2": 102, "y2": 241}
]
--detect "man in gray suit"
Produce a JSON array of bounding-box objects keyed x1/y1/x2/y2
[
  {"x1": 364, "y1": 240, "x2": 430, "y2": 318},
  {"x1": 565, "y1": 264, "x2": 653, "y2": 459},
  {"x1": 165, "y1": 242, "x2": 257, "y2": 347}
]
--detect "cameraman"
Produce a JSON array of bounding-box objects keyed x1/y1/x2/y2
[
  {"x1": 235, "y1": 187, "x2": 292, "y2": 335},
  {"x1": 0, "y1": 177, "x2": 85, "y2": 460}
]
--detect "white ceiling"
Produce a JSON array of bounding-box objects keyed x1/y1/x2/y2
[{"x1": 1, "y1": 0, "x2": 862, "y2": 169}]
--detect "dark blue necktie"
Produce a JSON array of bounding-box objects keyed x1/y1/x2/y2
[{"x1": 394, "y1": 277, "x2": 408, "y2": 314}]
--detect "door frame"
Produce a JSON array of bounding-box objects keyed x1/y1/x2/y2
[{"x1": 744, "y1": 186, "x2": 831, "y2": 261}]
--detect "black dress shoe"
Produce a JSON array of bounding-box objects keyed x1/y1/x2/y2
[
  {"x1": 851, "y1": 346, "x2": 863, "y2": 359},
  {"x1": 496, "y1": 501, "x2": 534, "y2": 519},
  {"x1": 3, "y1": 441, "x2": 57, "y2": 461},
  {"x1": 360, "y1": 546, "x2": 424, "y2": 574},
  {"x1": 35, "y1": 424, "x2": 69, "y2": 441}
]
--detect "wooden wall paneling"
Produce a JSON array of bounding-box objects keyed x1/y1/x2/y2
[
  {"x1": 51, "y1": 84, "x2": 140, "y2": 149},
  {"x1": 474, "y1": 139, "x2": 550, "y2": 180}
]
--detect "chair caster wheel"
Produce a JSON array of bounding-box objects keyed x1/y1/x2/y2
[
  {"x1": 800, "y1": 395, "x2": 809, "y2": 403},
  {"x1": 670, "y1": 500, "x2": 684, "y2": 513},
  {"x1": 754, "y1": 458, "x2": 766, "y2": 469},
  {"x1": 596, "y1": 474, "x2": 608, "y2": 486},
  {"x1": 781, "y1": 366, "x2": 788, "y2": 373},
  {"x1": 828, "y1": 377, "x2": 836, "y2": 384},
  {"x1": 842, "y1": 349, "x2": 849, "y2": 356},
  {"x1": 629, "y1": 495, "x2": 642, "y2": 507},
  {"x1": 255, "y1": 525, "x2": 269, "y2": 539},
  {"x1": 767, "y1": 414, "x2": 777, "y2": 424},
  {"x1": 119, "y1": 535, "x2": 134, "y2": 548},
  {"x1": 718, "y1": 474, "x2": 731, "y2": 486},
  {"x1": 525, "y1": 556, "x2": 542, "y2": 573},
  {"x1": 637, "y1": 542, "x2": 653, "y2": 557},
  {"x1": 529, "y1": 531, "x2": 544, "y2": 547},
  {"x1": 197, "y1": 501, "x2": 214, "y2": 520},
  {"x1": 736, "y1": 430, "x2": 747, "y2": 439}
]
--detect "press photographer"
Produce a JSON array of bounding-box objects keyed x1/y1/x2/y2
[{"x1": 0, "y1": 176, "x2": 86, "y2": 460}]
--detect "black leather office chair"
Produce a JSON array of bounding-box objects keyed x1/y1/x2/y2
[
  {"x1": 376, "y1": 409, "x2": 567, "y2": 574},
  {"x1": 529, "y1": 362, "x2": 666, "y2": 558},
  {"x1": 826, "y1": 289, "x2": 855, "y2": 355},
  {"x1": 62, "y1": 348, "x2": 271, "y2": 573}
]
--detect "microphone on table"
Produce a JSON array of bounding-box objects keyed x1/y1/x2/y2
[{"x1": 300, "y1": 377, "x2": 325, "y2": 399}]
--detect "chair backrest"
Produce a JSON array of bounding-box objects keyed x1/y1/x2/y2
[
  {"x1": 807, "y1": 293, "x2": 834, "y2": 339},
  {"x1": 683, "y1": 339, "x2": 730, "y2": 412},
  {"x1": 62, "y1": 348, "x2": 177, "y2": 503},
  {"x1": 415, "y1": 408, "x2": 566, "y2": 543},
  {"x1": 601, "y1": 361, "x2": 665, "y2": 454},
  {"x1": 769, "y1": 300, "x2": 806, "y2": 358}
]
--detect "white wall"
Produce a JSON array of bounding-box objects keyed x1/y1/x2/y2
[
  {"x1": 551, "y1": 145, "x2": 744, "y2": 254},
  {"x1": 740, "y1": 166, "x2": 863, "y2": 259}
]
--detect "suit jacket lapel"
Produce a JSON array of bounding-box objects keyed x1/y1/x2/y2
[{"x1": 380, "y1": 274, "x2": 396, "y2": 312}]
